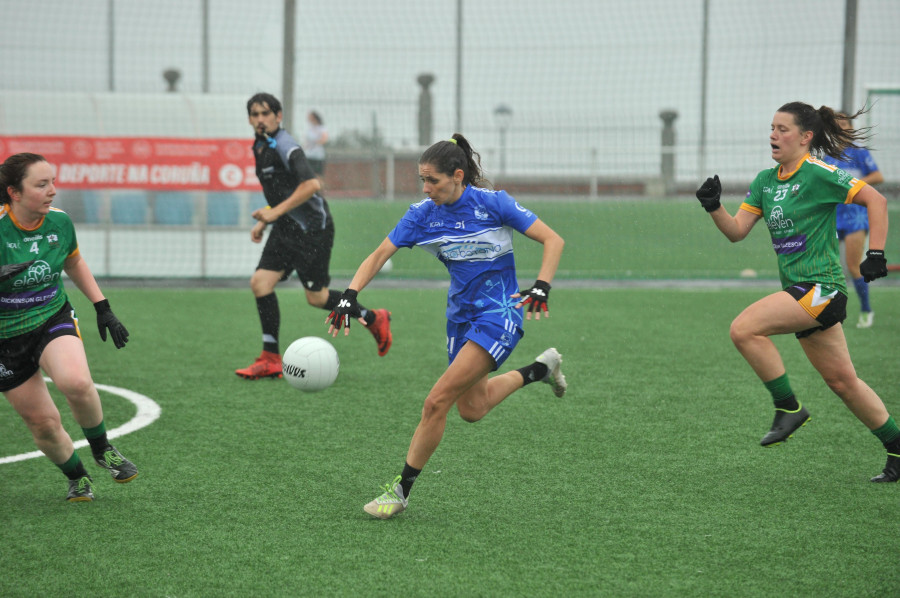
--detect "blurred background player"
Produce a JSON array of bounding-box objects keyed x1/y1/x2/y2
[
  {"x1": 821, "y1": 114, "x2": 884, "y2": 328},
  {"x1": 303, "y1": 110, "x2": 328, "y2": 181},
  {"x1": 236, "y1": 93, "x2": 391, "y2": 380},
  {"x1": 695, "y1": 101, "x2": 898, "y2": 483},
  {"x1": 0, "y1": 152, "x2": 136, "y2": 502},
  {"x1": 327, "y1": 134, "x2": 568, "y2": 519}
]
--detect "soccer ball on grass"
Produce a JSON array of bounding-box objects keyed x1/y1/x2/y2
[{"x1": 282, "y1": 337, "x2": 340, "y2": 392}]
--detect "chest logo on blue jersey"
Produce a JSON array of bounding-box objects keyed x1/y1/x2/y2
[
  {"x1": 474, "y1": 206, "x2": 489, "y2": 220},
  {"x1": 438, "y1": 240, "x2": 503, "y2": 261}
]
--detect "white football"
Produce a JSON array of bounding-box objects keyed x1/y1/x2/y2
[{"x1": 282, "y1": 337, "x2": 340, "y2": 392}]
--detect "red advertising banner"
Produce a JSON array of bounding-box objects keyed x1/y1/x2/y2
[{"x1": 0, "y1": 135, "x2": 260, "y2": 191}]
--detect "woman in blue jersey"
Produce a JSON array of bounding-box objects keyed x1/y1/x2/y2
[
  {"x1": 695, "y1": 102, "x2": 898, "y2": 483},
  {"x1": 327, "y1": 134, "x2": 567, "y2": 519},
  {"x1": 822, "y1": 115, "x2": 884, "y2": 329},
  {"x1": 0, "y1": 153, "x2": 136, "y2": 502}
]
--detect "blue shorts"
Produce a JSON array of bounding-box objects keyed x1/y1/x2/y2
[
  {"x1": 836, "y1": 203, "x2": 868, "y2": 237},
  {"x1": 446, "y1": 317, "x2": 523, "y2": 370}
]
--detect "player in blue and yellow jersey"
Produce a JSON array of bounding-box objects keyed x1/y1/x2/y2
[
  {"x1": 327, "y1": 134, "x2": 567, "y2": 518},
  {"x1": 0, "y1": 153, "x2": 137, "y2": 502},
  {"x1": 235, "y1": 93, "x2": 391, "y2": 380},
  {"x1": 822, "y1": 115, "x2": 885, "y2": 329},
  {"x1": 696, "y1": 101, "x2": 898, "y2": 483}
]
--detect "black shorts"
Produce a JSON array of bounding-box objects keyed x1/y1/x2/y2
[
  {"x1": 257, "y1": 217, "x2": 335, "y2": 291},
  {"x1": 0, "y1": 302, "x2": 82, "y2": 392},
  {"x1": 784, "y1": 283, "x2": 848, "y2": 339}
]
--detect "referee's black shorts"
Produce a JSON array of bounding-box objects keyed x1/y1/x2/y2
[{"x1": 257, "y1": 217, "x2": 335, "y2": 291}]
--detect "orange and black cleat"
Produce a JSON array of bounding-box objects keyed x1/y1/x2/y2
[
  {"x1": 368, "y1": 309, "x2": 392, "y2": 357},
  {"x1": 235, "y1": 351, "x2": 283, "y2": 379}
]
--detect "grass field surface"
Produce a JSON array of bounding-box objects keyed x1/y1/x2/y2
[{"x1": 2, "y1": 283, "x2": 898, "y2": 597}]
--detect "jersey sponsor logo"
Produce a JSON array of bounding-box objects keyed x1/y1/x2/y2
[
  {"x1": 772, "y1": 234, "x2": 806, "y2": 255},
  {"x1": 22, "y1": 234, "x2": 43, "y2": 242},
  {"x1": 834, "y1": 168, "x2": 855, "y2": 186},
  {"x1": 438, "y1": 240, "x2": 503, "y2": 261},
  {"x1": 766, "y1": 206, "x2": 794, "y2": 231},
  {"x1": 11, "y1": 260, "x2": 59, "y2": 289},
  {"x1": 6, "y1": 242, "x2": 18, "y2": 249},
  {"x1": 0, "y1": 286, "x2": 59, "y2": 309}
]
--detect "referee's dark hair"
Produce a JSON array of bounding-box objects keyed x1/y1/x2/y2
[{"x1": 246, "y1": 92, "x2": 283, "y2": 116}]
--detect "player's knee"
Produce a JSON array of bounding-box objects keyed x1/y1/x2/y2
[
  {"x1": 25, "y1": 412, "x2": 64, "y2": 443},
  {"x1": 421, "y1": 394, "x2": 453, "y2": 422},
  {"x1": 54, "y1": 373, "x2": 94, "y2": 400},
  {"x1": 729, "y1": 318, "x2": 750, "y2": 347},
  {"x1": 821, "y1": 372, "x2": 855, "y2": 398}
]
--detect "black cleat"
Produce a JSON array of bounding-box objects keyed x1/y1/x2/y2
[
  {"x1": 870, "y1": 453, "x2": 900, "y2": 483},
  {"x1": 94, "y1": 445, "x2": 138, "y2": 483},
  {"x1": 760, "y1": 405, "x2": 810, "y2": 447},
  {"x1": 66, "y1": 475, "x2": 94, "y2": 502}
]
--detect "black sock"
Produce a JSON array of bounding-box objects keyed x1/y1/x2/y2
[
  {"x1": 399, "y1": 462, "x2": 421, "y2": 498},
  {"x1": 516, "y1": 362, "x2": 549, "y2": 386},
  {"x1": 773, "y1": 395, "x2": 800, "y2": 411},
  {"x1": 86, "y1": 434, "x2": 110, "y2": 458},
  {"x1": 82, "y1": 422, "x2": 110, "y2": 459},
  {"x1": 886, "y1": 437, "x2": 900, "y2": 455},
  {"x1": 323, "y1": 290, "x2": 343, "y2": 311},
  {"x1": 256, "y1": 293, "x2": 280, "y2": 353},
  {"x1": 57, "y1": 452, "x2": 89, "y2": 481}
]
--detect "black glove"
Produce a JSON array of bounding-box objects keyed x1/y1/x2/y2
[
  {"x1": 94, "y1": 299, "x2": 129, "y2": 349},
  {"x1": 518, "y1": 280, "x2": 551, "y2": 317},
  {"x1": 859, "y1": 250, "x2": 888, "y2": 283},
  {"x1": 695, "y1": 175, "x2": 722, "y2": 212},
  {"x1": 328, "y1": 289, "x2": 362, "y2": 332},
  {"x1": 0, "y1": 260, "x2": 35, "y2": 283}
]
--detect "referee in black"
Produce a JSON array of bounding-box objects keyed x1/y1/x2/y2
[{"x1": 236, "y1": 92, "x2": 392, "y2": 379}]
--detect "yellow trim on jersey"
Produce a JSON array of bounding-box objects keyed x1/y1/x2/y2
[
  {"x1": 740, "y1": 203, "x2": 762, "y2": 216},
  {"x1": 777, "y1": 153, "x2": 810, "y2": 180},
  {"x1": 807, "y1": 153, "x2": 867, "y2": 204}
]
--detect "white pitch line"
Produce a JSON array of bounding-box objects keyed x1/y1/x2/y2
[{"x1": 0, "y1": 380, "x2": 161, "y2": 465}]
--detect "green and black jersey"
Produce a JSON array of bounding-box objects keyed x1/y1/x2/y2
[
  {"x1": 0, "y1": 205, "x2": 78, "y2": 338},
  {"x1": 741, "y1": 153, "x2": 866, "y2": 296}
]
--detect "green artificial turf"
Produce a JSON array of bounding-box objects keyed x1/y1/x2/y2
[{"x1": 2, "y1": 285, "x2": 898, "y2": 597}]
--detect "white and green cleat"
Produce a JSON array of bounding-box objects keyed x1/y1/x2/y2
[
  {"x1": 363, "y1": 475, "x2": 408, "y2": 520},
  {"x1": 535, "y1": 347, "x2": 567, "y2": 398}
]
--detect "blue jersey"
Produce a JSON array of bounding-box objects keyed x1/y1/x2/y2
[
  {"x1": 822, "y1": 146, "x2": 879, "y2": 233},
  {"x1": 388, "y1": 185, "x2": 538, "y2": 326}
]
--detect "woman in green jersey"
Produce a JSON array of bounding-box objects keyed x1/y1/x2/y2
[
  {"x1": 0, "y1": 153, "x2": 137, "y2": 502},
  {"x1": 695, "y1": 102, "x2": 898, "y2": 483}
]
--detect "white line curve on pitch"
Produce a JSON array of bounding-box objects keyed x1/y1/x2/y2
[{"x1": 0, "y1": 380, "x2": 160, "y2": 465}]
